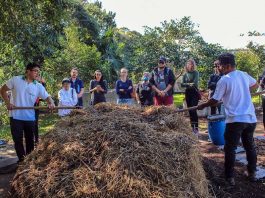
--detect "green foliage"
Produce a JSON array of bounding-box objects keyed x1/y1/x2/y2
[
  {"x1": 3, "y1": 0, "x2": 258, "y2": 96},
  {"x1": 0, "y1": 104, "x2": 9, "y2": 126},
  {"x1": 0, "y1": 113, "x2": 59, "y2": 141},
  {"x1": 235, "y1": 50, "x2": 260, "y2": 78},
  {"x1": 197, "y1": 65, "x2": 211, "y2": 90},
  {"x1": 109, "y1": 17, "x2": 224, "y2": 86},
  {"x1": 173, "y1": 94, "x2": 185, "y2": 107},
  {"x1": 0, "y1": 0, "x2": 76, "y2": 63},
  {"x1": 247, "y1": 42, "x2": 265, "y2": 77},
  {"x1": 43, "y1": 24, "x2": 101, "y2": 95}
]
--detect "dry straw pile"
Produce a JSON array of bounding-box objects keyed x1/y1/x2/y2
[{"x1": 12, "y1": 103, "x2": 210, "y2": 198}]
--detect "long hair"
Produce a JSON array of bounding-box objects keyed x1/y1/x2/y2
[
  {"x1": 185, "y1": 58, "x2": 197, "y2": 72},
  {"x1": 94, "y1": 70, "x2": 104, "y2": 83},
  {"x1": 120, "y1": 67, "x2": 129, "y2": 79}
]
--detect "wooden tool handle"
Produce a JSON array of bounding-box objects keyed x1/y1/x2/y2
[
  {"x1": 12, "y1": 106, "x2": 80, "y2": 110},
  {"x1": 177, "y1": 91, "x2": 265, "y2": 113}
]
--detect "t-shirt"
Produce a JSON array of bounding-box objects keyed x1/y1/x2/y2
[
  {"x1": 136, "y1": 82, "x2": 153, "y2": 105},
  {"x1": 6, "y1": 76, "x2": 49, "y2": 121},
  {"x1": 89, "y1": 80, "x2": 108, "y2": 105},
  {"x1": 212, "y1": 70, "x2": 257, "y2": 123},
  {"x1": 58, "y1": 88, "x2": 78, "y2": 116},
  {"x1": 115, "y1": 79, "x2": 133, "y2": 99},
  {"x1": 157, "y1": 70, "x2": 167, "y2": 90},
  {"x1": 70, "y1": 78, "x2": 84, "y2": 94},
  {"x1": 149, "y1": 67, "x2": 176, "y2": 96}
]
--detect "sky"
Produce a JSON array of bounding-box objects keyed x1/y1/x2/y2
[{"x1": 101, "y1": 0, "x2": 265, "y2": 49}]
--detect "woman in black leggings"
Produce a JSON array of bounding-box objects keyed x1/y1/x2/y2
[{"x1": 181, "y1": 59, "x2": 200, "y2": 135}]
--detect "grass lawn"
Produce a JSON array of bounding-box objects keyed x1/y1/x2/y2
[
  {"x1": 173, "y1": 94, "x2": 185, "y2": 107},
  {"x1": 252, "y1": 95, "x2": 261, "y2": 106},
  {"x1": 174, "y1": 94, "x2": 261, "y2": 107},
  {"x1": 0, "y1": 113, "x2": 59, "y2": 141}
]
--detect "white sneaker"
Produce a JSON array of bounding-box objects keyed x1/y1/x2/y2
[{"x1": 193, "y1": 128, "x2": 199, "y2": 137}]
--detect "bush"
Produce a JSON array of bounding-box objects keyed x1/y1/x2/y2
[{"x1": 0, "y1": 103, "x2": 9, "y2": 126}]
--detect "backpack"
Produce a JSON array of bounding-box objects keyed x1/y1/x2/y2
[{"x1": 153, "y1": 67, "x2": 170, "y2": 86}]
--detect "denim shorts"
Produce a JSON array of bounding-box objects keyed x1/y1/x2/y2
[{"x1": 117, "y1": 98, "x2": 134, "y2": 105}]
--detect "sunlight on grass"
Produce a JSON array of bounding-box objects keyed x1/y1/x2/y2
[
  {"x1": 0, "y1": 113, "x2": 60, "y2": 141},
  {"x1": 199, "y1": 122, "x2": 207, "y2": 130},
  {"x1": 174, "y1": 94, "x2": 185, "y2": 107},
  {"x1": 39, "y1": 113, "x2": 59, "y2": 135},
  {"x1": 252, "y1": 96, "x2": 261, "y2": 106},
  {"x1": 0, "y1": 125, "x2": 12, "y2": 141}
]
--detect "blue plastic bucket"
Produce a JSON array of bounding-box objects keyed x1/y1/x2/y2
[{"x1": 207, "y1": 115, "x2": 226, "y2": 145}]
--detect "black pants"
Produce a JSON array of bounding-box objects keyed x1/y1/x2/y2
[
  {"x1": 185, "y1": 88, "x2": 199, "y2": 129},
  {"x1": 262, "y1": 96, "x2": 265, "y2": 129},
  {"x1": 224, "y1": 122, "x2": 257, "y2": 178},
  {"x1": 34, "y1": 109, "x2": 39, "y2": 144},
  {"x1": 77, "y1": 97, "x2": 83, "y2": 107},
  {"x1": 10, "y1": 118, "x2": 35, "y2": 161}
]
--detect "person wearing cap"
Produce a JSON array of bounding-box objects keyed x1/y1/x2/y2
[
  {"x1": 89, "y1": 70, "x2": 108, "y2": 105},
  {"x1": 181, "y1": 59, "x2": 200, "y2": 135},
  {"x1": 207, "y1": 60, "x2": 223, "y2": 115},
  {"x1": 136, "y1": 72, "x2": 153, "y2": 106},
  {"x1": 149, "y1": 57, "x2": 176, "y2": 106},
  {"x1": 0, "y1": 63, "x2": 55, "y2": 163},
  {"x1": 69, "y1": 68, "x2": 84, "y2": 108},
  {"x1": 198, "y1": 53, "x2": 258, "y2": 186},
  {"x1": 58, "y1": 78, "x2": 78, "y2": 117}
]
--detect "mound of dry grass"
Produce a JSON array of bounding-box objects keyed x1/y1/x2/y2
[{"x1": 11, "y1": 103, "x2": 210, "y2": 198}]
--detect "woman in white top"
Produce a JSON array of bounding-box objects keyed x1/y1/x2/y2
[{"x1": 58, "y1": 78, "x2": 78, "y2": 117}]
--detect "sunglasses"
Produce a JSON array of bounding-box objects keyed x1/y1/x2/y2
[{"x1": 30, "y1": 69, "x2": 40, "y2": 73}]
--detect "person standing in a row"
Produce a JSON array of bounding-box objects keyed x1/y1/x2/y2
[
  {"x1": 89, "y1": 70, "x2": 108, "y2": 105},
  {"x1": 115, "y1": 68, "x2": 134, "y2": 105},
  {"x1": 58, "y1": 78, "x2": 78, "y2": 117},
  {"x1": 0, "y1": 63, "x2": 55, "y2": 163},
  {"x1": 70, "y1": 68, "x2": 84, "y2": 108},
  {"x1": 198, "y1": 53, "x2": 258, "y2": 186},
  {"x1": 136, "y1": 72, "x2": 153, "y2": 106},
  {"x1": 208, "y1": 60, "x2": 223, "y2": 115},
  {"x1": 150, "y1": 57, "x2": 176, "y2": 106},
  {"x1": 181, "y1": 59, "x2": 200, "y2": 135}
]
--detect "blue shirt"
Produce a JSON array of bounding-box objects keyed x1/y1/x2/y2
[
  {"x1": 115, "y1": 79, "x2": 133, "y2": 99},
  {"x1": 70, "y1": 78, "x2": 84, "y2": 94}
]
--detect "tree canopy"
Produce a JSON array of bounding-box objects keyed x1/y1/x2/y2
[{"x1": 0, "y1": 0, "x2": 265, "y2": 94}]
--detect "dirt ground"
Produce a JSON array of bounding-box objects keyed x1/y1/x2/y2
[
  {"x1": 1, "y1": 117, "x2": 265, "y2": 198},
  {"x1": 200, "y1": 128, "x2": 265, "y2": 198}
]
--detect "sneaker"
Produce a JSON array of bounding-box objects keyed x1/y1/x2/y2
[
  {"x1": 193, "y1": 128, "x2": 199, "y2": 137},
  {"x1": 226, "y1": 177, "x2": 235, "y2": 186},
  {"x1": 193, "y1": 128, "x2": 199, "y2": 134}
]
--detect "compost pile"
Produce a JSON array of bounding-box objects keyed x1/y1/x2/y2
[{"x1": 12, "y1": 103, "x2": 210, "y2": 198}]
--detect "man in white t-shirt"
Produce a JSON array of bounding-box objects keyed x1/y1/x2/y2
[
  {"x1": 198, "y1": 53, "x2": 258, "y2": 186},
  {"x1": 0, "y1": 63, "x2": 55, "y2": 163}
]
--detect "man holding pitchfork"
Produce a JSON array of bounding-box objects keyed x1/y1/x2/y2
[{"x1": 0, "y1": 63, "x2": 55, "y2": 163}]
